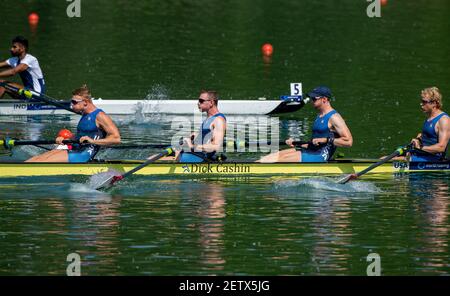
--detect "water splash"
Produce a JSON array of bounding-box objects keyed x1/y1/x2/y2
[
  {"x1": 68, "y1": 183, "x2": 112, "y2": 199},
  {"x1": 275, "y1": 176, "x2": 382, "y2": 193},
  {"x1": 86, "y1": 169, "x2": 123, "y2": 191}
]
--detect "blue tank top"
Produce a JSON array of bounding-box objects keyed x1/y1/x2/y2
[
  {"x1": 191, "y1": 112, "x2": 226, "y2": 160},
  {"x1": 421, "y1": 112, "x2": 449, "y2": 157},
  {"x1": 312, "y1": 110, "x2": 337, "y2": 139},
  {"x1": 199, "y1": 113, "x2": 226, "y2": 144},
  {"x1": 303, "y1": 110, "x2": 338, "y2": 159},
  {"x1": 74, "y1": 108, "x2": 106, "y2": 154}
]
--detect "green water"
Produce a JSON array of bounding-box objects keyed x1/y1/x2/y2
[{"x1": 0, "y1": 0, "x2": 449, "y2": 275}]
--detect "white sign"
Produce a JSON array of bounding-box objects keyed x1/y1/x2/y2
[{"x1": 290, "y1": 83, "x2": 302, "y2": 96}]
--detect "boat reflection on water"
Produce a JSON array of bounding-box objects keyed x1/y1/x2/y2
[{"x1": 405, "y1": 173, "x2": 449, "y2": 273}]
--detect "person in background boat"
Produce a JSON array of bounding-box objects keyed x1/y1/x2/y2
[
  {"x1": 154, "y1": 90, "x2": 227, "y2": 162},
  {"x1": 26, "y1": 85, "x2": 121, "y2": 162},
  {"x1": 408, "y1": 87, "x2": 449, "y2": 161},
  {"x1": 257, "y1": 86, "x2": 353, "y2": 163},
  {"x1": 0, "y1": 36, "x2": 46, "y2": 99}
]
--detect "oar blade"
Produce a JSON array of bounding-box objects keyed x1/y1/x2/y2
[
  {"x1": 336, "y1": 173, "x2": 357, "y2": 184},
  {"x1": 94, "y1": 175, "x2": 115, "y2": 191},
  {"x1": 94, "y1": 175, "x2": 124, "y2": 191},
  {"x1": 94, "y1": 148, "x2": 174, "y2": 191}
]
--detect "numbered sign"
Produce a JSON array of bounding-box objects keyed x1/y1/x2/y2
[{"x1": 290, "y1": 83, "x2": 302, "y2": 96}]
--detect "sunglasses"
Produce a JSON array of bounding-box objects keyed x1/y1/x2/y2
[
  {"x1": 71, "y1": 99, "x2": 83, "y2": 105},
  {"x1": 420, "y1": 99, "x2": 433, "y2": 105},
  {"x1": 198, "y1": 99, "x2": 212, "y2": 104}
]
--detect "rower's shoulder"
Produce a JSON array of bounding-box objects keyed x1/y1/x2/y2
[
  {"x1": 438, "y1": 112, "x2": 450, "y2": 125},
  {"x1": 213, "y1": 112, "x2": 227, "y2": 121},
  {"x1": 330, "y1": 110, "x2": 344, "y2": 121},
  {"x1": 22, "y1": 53, "x2": 38, "y2": 62}
]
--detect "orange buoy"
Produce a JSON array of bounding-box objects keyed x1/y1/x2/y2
[
  {"x1": 261, "y1": 43, "x2": 273, "y2": 57},
  {"x1": 28, "y1": 12, "x2": 39, "y2": 25},
  {"x1": 57, "y1": 129, "x2": 74, "y2": 140}
]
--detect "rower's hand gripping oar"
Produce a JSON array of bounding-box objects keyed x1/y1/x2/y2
[
  {"x1": 337, "y1": 145, "x2": 410, "y2": 184},
  {"x1": 95, "y1": 147, "x2": 174, "y2": 191},
  {"x1": 0, "y1": 81, "x2": 77, "y2": 115}
]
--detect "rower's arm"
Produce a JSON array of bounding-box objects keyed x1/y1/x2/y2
[
  {"x1": 330, "y1": 114, "x2": 353, "y2": 148},
  {"x1": 196, "y1": 117, "x2": 226, "y2": 153},
  {"x1": 421, "y1": 116, "x2": 450, "y2": 154},
  {"x1": 92, "y1": 112, "x2": 121, "y2": 145},
  {"x1": 0, "y1": 61, "x2": 10, "y2": 68},
  {"x1": 0, "y1": 63, "x2": 28, "y2": 78}
]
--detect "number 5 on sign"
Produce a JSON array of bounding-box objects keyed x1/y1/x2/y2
[{"x1": 290, "y1": 83, "x2": 302, "y2": 96}]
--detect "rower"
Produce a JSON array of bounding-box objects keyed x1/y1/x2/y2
[
  {"x1": 0, "y1": 36, "x2": 46, "y2": 99},
  {"x1": 25, "y1": 85, "x2": 121, "y2": 162},
  {"x1": 257, "y1": 86, "x2": 353, "y2": 162},
  {"x1": 178, "y1": 90, "x2": 226, "y2": 162},
  {"x1": 154, "y1": 90, "x2": 227, "y2": 163},
  {"x1": 409, "y1": 87, "x2": 449, "y2": 161}
]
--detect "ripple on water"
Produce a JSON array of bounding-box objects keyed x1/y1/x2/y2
[{"x1": 274, "y1": 176, "x2": 382, "y2": 194}]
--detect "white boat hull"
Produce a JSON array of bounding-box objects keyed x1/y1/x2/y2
[{"x1": 0, "y1": 98, "x2": 304, "y2": 116}]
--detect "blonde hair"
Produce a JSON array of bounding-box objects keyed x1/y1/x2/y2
[
  {"x1": 421, "y1": 87, "x2": 442, "y2": 109},
  {"x1": 72, "y1": 84, "x2": 92, "y2": 100}
]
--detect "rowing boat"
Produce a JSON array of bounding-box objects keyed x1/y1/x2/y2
[
  {"x1": 0, "y1": 97, "x2": 305, "y2": 116},
  {"x1": 0, "y1": 160, "x2": 448, "y2": 177}
]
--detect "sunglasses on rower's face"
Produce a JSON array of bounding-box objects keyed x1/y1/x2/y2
[
  {"x1": 420, "y1": 99, "x2": 433, "y2": 105},
  {"x1": 198, "y1": 99, "x2": 211, "y2": 104},
  {"x1": 71, "y1": 99, "x2": 83, "y2": 105}
]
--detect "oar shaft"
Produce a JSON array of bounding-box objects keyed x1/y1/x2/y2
[
  {"x1": 226, "y1": 140, "x2": 309, "y2": 149},
  {"x1": 0, "y1": 82, "x2": 77, "y2": 115},
  {"x1": 337, "y1": 145, "x2": 409, "y2": 184},
  {"x1": 1, "y1": 138, "x2": 76, "y2": 149},
  {"x1": 121, "y1": 148, "x2": 173, "y2": 178},
  {"x1": 106, "y1": 140, "x2": 310, "y2": 150},
  {"x1": 355, "y1": 150, "x2": 401, "y2": 177}
]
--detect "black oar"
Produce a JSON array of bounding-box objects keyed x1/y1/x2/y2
[
  {"x1": 94, "y1": 147, "x2": 174, "y2": 191},
  {"x1": 226, "y1": 140, "x2": 310, "y2": 150},
  {"x1": 1, "y1": 138, "x2": 77, "y2": 149},
  {"x1": 0, "y1": 81, "x2": 77, "y2": 115},
  {"x1": 336, "y1": 145, "x2": 410, "y2": 184},
  {"x1": 100, "y1": 140, "x2": 311, "y2": 151}
]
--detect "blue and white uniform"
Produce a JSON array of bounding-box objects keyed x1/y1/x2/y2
[
  {"x1": 68, "y1": 109, "x2": 106, "y2": 163},
  {"x1": 6, "y1": 54, "x2": 45, "y2": 94},
  {"x1": 411, "y1": 112, "x2": 449, "y2": 162},
  {"x1": 301, "y1": 110, "x2": 338, "y2": 162},
  {"x1": 179, "y1": 113, "x2": 226, "y2": 163}
]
